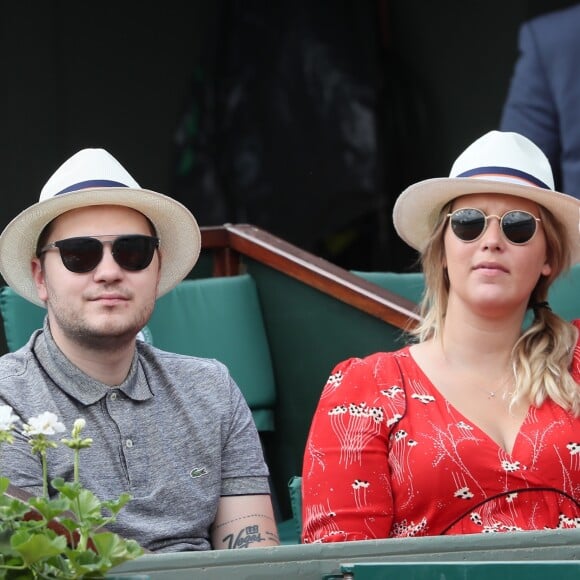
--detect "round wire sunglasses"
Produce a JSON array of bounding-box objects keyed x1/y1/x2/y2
[{"x1": 447, "y1": 208, "x2": 541, "y2": 245}]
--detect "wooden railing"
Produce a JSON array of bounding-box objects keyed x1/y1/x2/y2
[{"x1": 200, "y1": 224, "x2": 421, "y2": 331}]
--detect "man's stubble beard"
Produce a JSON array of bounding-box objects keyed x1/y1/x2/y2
[{"x1": 47, "y1": 291, "x2": 156, "y2": 353}]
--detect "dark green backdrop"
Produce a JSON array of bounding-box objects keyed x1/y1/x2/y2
[{"x1": 0, "y1": 0, "x2": 575, "y2": 268}]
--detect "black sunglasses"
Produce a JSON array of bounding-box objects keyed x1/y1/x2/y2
[
  {"x1": 447, "y1": 208, "x2": 541, "y2": 245},
  {"x1": 39, "y1": 234, "x2": 160, "y2": 273}
]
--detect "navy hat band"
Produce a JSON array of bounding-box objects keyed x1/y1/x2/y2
[{"x1": 56, "y1": 180, "x2": 129, "y2": 195}]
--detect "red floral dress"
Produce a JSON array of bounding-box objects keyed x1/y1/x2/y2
[{"x1": 302, "y1": 320, "x2": 580, "y2": 543}]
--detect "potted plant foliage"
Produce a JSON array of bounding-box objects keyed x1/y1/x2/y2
[{"x1": 0, "y1": 405, "x2": 144, "y2": 579}]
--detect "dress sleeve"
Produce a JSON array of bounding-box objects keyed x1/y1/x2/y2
[{"x1": 301, "y1": 353, "x2": 406, "y2": 543}]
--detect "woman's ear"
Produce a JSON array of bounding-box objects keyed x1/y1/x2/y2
[{"x1": 541, "y1": 260, "x2": 552, "y2": 277}]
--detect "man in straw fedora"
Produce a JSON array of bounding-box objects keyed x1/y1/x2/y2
[{"x1": 0, "y1": 149, "x2": 279, "y2": 552}]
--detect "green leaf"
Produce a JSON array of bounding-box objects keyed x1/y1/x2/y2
[
  {"x1": 27, "y1": 495, "x2": 71, "y2": 521},
  {"x1": 90, "y1": 532, "x2": 143, "y2": 567},
  {"x1": 0, "y1": 478, "x2": 9, "y2": 495},
  {"x1": 57, "y1": 516, "x2": 82, "y2": 534},
  {"x1": 0, "y1": 528, "x2": 18, "y2": 557},
  {"x1": 50, "y1": 478, "x2": 81, "y2": 500},
  {"x1": 0, "y1": 497, "x2": 30, "y2": 521},
  {"x1": 62, "y1": 546, "x2": 105, "y2": 577},
  {"x1": 74, "y1": 488, "x2": 104, "y2": 521},
  {"x1": 10, "y1": 529, "x2": 67, "y2": 565},
  {"x1": 99, "y1": 493, "x2": 132, "y2": 517}
]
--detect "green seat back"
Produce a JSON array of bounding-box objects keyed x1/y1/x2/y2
[
  {"x1": 147, "y1": 275, "x2": 276, "y2": 431},
  {"x1": 354, "y1": 264, "x2": 580, "y2": 321},
  {"x1": 549, "y1": 264, "x2": 580, "y2": 321},
  {"x1": 0, "y1": 287, "x2": 45, "y2": 352},
  {"x1": 288, "y1": 475, "x2": 302, "y2": 540},
  {"x1": 353, "y1": 270, "x2": 425, "y2": 304}
]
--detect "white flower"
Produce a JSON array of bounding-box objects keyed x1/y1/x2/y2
[
  {"x1": 0, "y1": 405, "x2": 19, "y2": 432},
  {"x1": 24, "y1": 411, "x2": 66, "y2": 436}
]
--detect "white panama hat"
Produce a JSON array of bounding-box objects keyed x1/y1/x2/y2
[
  {"x1": 0, "y1": 148, "x2": 201, "y2": 306},
  {"x1": 393, "y1": 131, "x2": 580, "y2": 263}
]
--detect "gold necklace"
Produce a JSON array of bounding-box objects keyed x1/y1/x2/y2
[
  {"x1": 477, "y1": 377, "x2": 514, "y2": 400},
  {"x1": 468, "y1": 366, "x2": 515, "y2": 400},
  {"x1": 438, "y1": 342, "x2": 514, "y2": 401}
]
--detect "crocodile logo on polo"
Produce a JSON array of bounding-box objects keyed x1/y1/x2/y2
[{"x1": 190, "y1": 467, "x2": 209, "y2": 478}]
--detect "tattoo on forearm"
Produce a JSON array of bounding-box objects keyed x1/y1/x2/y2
[
  {"x1": 223, "y1": 523, "x2": 272, "y2": 549},
  {"x1": 214, "y1": 512, "x2": 280, "y2": 548},
  {"x1": 213, "y1": 513, "x2": 275, "y2": 530}
]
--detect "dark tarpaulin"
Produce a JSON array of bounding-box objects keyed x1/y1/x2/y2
[{"x1": 172, "y1": 1, "x2": 423, "y2": 271}]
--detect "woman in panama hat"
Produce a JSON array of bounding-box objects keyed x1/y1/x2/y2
[{"x1": 302, "y1": 131, "x2": 580, "y2": 542}]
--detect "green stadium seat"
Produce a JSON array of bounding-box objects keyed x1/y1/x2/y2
[
  {"x1": 147, "y1": 276, "x2": 276, "y2": 432},
  {"x1": 0, "y1": 287, "x2": 45, "y2": 352},
  {"x1": 354, "y1": 263, "x2": 580, "y2": 321}
]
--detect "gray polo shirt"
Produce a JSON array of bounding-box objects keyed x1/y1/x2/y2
[{"x1": 0, "y1": 320, "x2": 270, "y2": 552}]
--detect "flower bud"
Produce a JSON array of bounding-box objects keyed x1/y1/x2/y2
[{"x1": 72, "y1": 418, "x2": 86, "y2": 438}]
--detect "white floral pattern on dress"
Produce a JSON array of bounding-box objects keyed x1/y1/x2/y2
[{"x1": 302, "y1": 321, "x2": 580, "y2": 543}]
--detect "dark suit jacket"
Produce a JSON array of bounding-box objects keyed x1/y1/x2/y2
[{"x1": 500, "y1": 3, "x2": 580, "y2": 199}]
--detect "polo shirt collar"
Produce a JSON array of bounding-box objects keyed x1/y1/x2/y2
[{"x1": 32, "y1": 318, "x2": 154, "y2": 405}]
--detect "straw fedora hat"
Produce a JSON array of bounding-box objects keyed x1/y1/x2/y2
[
  {"x1": 0, "y1": 148, "x2": 201, "y2": 306},
  {"x1": 393, "y1": 131, "x2": 580, "y2": 263}
]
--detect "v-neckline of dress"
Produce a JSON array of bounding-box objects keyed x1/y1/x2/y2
[{"x1": 404, "y1": 346, "x2": 530, "y2": 457}]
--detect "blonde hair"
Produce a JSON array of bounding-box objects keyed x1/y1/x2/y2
[{"x1": 413, "y1": 203, "x2": 580, "y2": 416}]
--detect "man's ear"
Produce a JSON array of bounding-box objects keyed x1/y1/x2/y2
[{"x1": 31, "y1": 258, "x2": 48, "y2": 303}]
